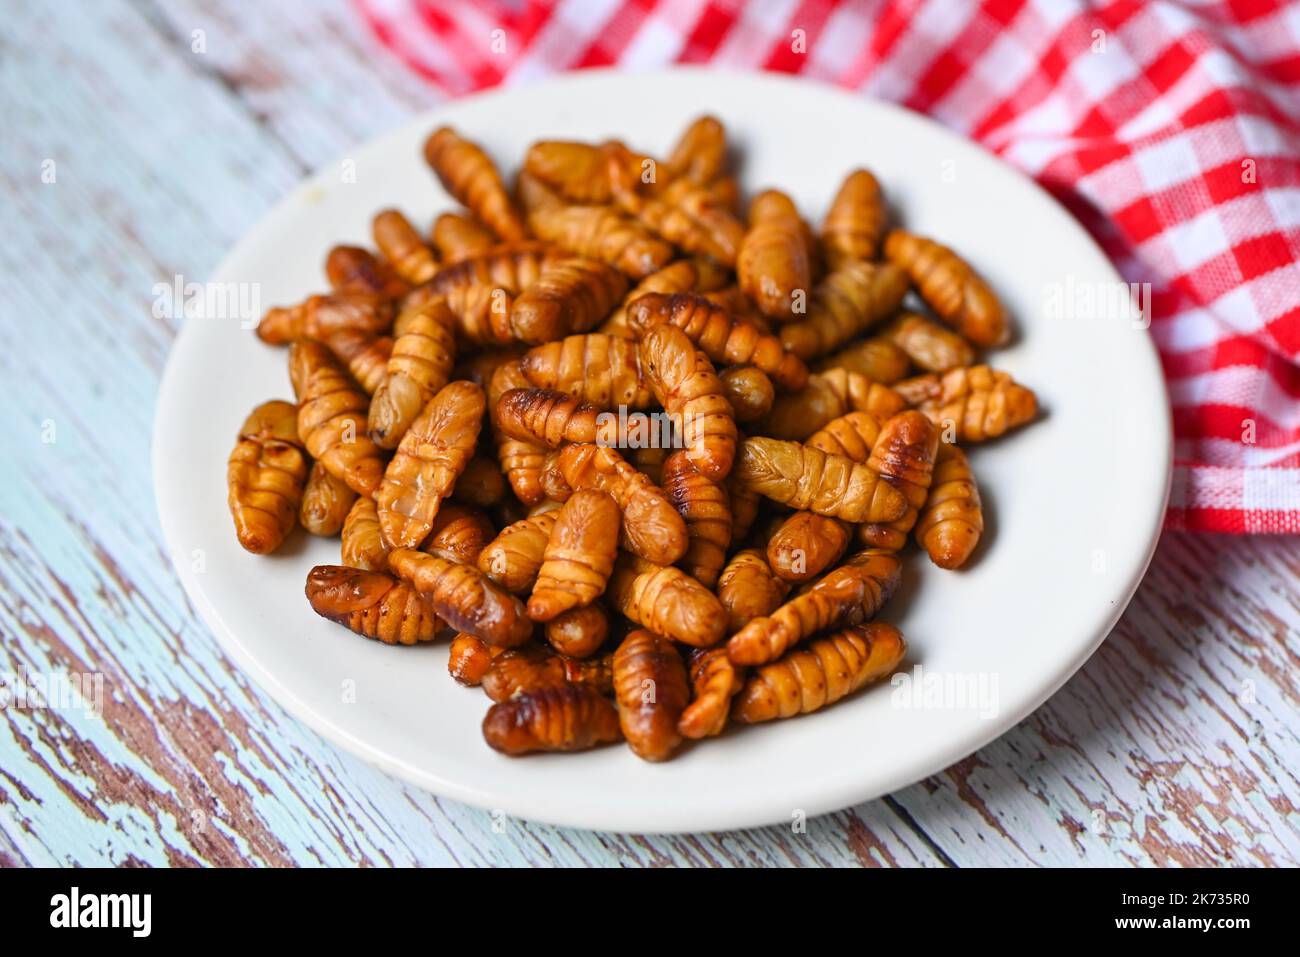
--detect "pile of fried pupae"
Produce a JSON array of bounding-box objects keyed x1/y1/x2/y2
[{"x1": 227, "y1": 116, "x2": 1038, "y2": 761}]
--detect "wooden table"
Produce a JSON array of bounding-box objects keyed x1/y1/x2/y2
[{"x1": 3, "y1": 0, "x2": 1297, "y2": 867}]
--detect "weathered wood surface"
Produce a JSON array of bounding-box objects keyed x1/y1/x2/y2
[{"x1": 1, "y1": 0, "x2": 1297, "y2": 867}]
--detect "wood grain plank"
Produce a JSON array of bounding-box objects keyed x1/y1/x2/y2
[
  {"x1": 0, "y1": 0, "x2": 440, "y2": 868},
  {"x1": 887, "y1": 533, "x2": 1300, "y2": 867},
  {"x1": 0, "y1": 825, "x2": 30, "y2": 868},
  {"x1": 133, "y1": 0, "x2": 441, "y2": 169}
]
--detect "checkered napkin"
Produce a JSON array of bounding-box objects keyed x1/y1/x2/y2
[{"x1": 354, "y1": 0, "x2": 1300, "y2": 533}]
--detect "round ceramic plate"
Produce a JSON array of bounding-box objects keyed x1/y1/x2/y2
[{"x1": 154, "y1": 68, "x2": 1170, "y2": 833}]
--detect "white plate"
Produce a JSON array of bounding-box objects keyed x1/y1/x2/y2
[{"x1": 154, "y1": 68, "x2": 1170, "y2": 833}]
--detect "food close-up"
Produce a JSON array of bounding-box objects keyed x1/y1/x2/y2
[
  {"x1": 229, "y1": 117, "x2": 1039, "y2": 762},
  {"x1": 14, "y1": 0, "x2": 1300, "y2": 890}
]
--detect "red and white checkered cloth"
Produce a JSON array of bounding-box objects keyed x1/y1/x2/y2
[{"x1": 355, "y1": 0, "x2": 1300, "y2": 533}]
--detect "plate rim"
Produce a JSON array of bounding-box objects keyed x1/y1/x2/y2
[{"x1": 153, "y1": 66, "x2": 1172, "y2": 834}]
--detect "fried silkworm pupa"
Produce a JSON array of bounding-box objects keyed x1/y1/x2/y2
[
  {"x1": 821, "y1": 169, "x2": 888, "y2": 267},
  {"x1": 540, "y1": 450, "x2": 572, "y2": 503},
  {"x1": 762, "y1": 368, "x2": 906, "y2": 441},
  {"x1": 891, "y1": 373, "x2": 942, "y2": 407},
  {"x1": 518, "y1": 171, "x2": 673, "y2": 278},
  {"x1": 601, "y1": 258, "x2": 731, "y2": 337},
  {"x1": 766, "y1": 510, "x2": 851, "y2": 583},
  {"x1": 299, "y1": 460, "x2": 356, "y2": 537},
  {"x1": 481, "y1": 645, "x2": 569, "y2": 702},
  {"x1": 289, "y1": 341, "x2": 387, "y2": 496},
  {"x1": 732, "y1": 623, "x2": 906, "y2": 724},
  {"x1": 716, "y1": 548, "x2": 789, "y2": 634},
  {"x1": 448, "y1": 632, "x2": 504, "y2": 686},
  {"x1": 482, "y1": 683, "x2": 622, "y2": 756},
  {"x1": 482, "y1": 644, "x2": 612, "y2": 702},
  {"x1": 564, "y1": 650, "x2": 614, "y2": 696},
  {"x1": 778, "y1": 261, "x2": 909, "y2": 360},
  {"x1": 431, "y1": 212, "x2": 496, "y2": 261},
  {"x1": 373, "y1": 208, "x2": 438, "y2": 284},
  {"x1": 488, "y1": 360, "x2": 549, "y2": 506},
  {"x1": 719, "y1": 366, "x2": 775, "y2": 423},
  {"x1": 678, "y1": 646, "x2": 744, "y2": 740},
  {"x1": 499, "y1": 387, "x2": 676, "y2": 459},
  {"x1": 375, "y1": 379, "x2": 484, "y2": 549},
  {"x1": 368, "y1": 296, "x2": 457, "y2": 449},
  {"x1": 389, "y1": 548, "x2": 533, "y2": 647},
  {"x1": 882, "y1": 310, "x2": 975, "y2": 373},
  {"x1": 666, "y1": 115, "x2": 727, "y2": 185},
  {"x1": 451, "y1": 456, "x2": 507, "y2": 508},
  {"x1": 613, "y1": 630, "x2": 691, "y2": 762},
  {"x1": 662, "y1": 450, "x2": 731, "y2": 589},
  {"x1": 884, "y1": 229, "x2": 1009, "y2": 348},
  {"x1": 227, "y1": 399, "x2": 308, "y2": 554},
  {"x1": 508, "y1": 257, "x2": 628, "y2": 344},
  {"x1": 493, "y1": 387, "x2": 611, "y2": 448},
  {"x1": 627, "y1": 292, "x2": 809, "y2": 391},
  {"x1": 420, "y1": 242, "x2": 559, "y2": 345},
  {"x1": 259, "y1": 291, "x2": 394, "y2": 346},
  {"x1": 913, "y1": 364, "x2": 1038, "y2": 443},
  {"x1": 608, "y1": 554, "x2": 727, "y2": 648},
  {"x1": 325, "y1": 330, "x2": 391, "y2": 395},
  {"x1": 734, "y1": 437, "x2": 908, "y2": 524},
  {"x1": 639, "y1": 323, "x2": 737, "y2": 481},
  {"x1": 425, "y1": 503, "x2": 495, "y2": 566},
  {"x1": 914, "y1": 441, "x2": 983, "y2": 569},
  {"x1": 520, "y1": 333, "x2": 655, "y2": 408},
  {"x1": 423, "y1": 126, "x2": 528, "y2": 241},
  {"x1": 546, "y1": 604, "x2": 609, "y2": 659},
  {"x1": 557, "y1": 443, "x2": 688, "y2": 565},
  {"x1": 737, "y1": 189, "x2": 813, "y2": 320},
  {"x1": 701, "y1": 285, "x2": 767, "y2": 326},
  {"x1": 816, "y1": 336, "x2": 912, "y2": 385},
  {"x1": 607, "y1": 143, "x2": 745, "y2": 265},
  {"x1": 727, "y1": 549, "x2": 902, "y2": 665},
  {"x1": 325, "y1": 245, "x2": 408, "y2": 300},
  {"x1": 858, "y1": 411, "x2": 939, "y2": 550},
  {"x1": 806, "y1": 409, "x2": 886, "y2": 463},
  {"x1": 340, "y1": 497, "x2": 387, "y2": 571},
  {"x1": 524, "y1": 140, "x2": 618, "y2": 204},
  {"x1": 418, "y1": 242, "x2": 557, "y2": 309},
  {"x1": 725, "y1": 468, "x2": 762, "y2": 543},
  {"x1": 706, "y1": 174, "x2": 742, "y2": 213},
  {"x1": 527, "y1": 490, "x2": 620, "y2": 621},
  {"x1": 305, "y1": 565, "x2": 442, "y2": 645},
  {"x1": 477, "y1": 507, "x2": 561, "y2": 593}
]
